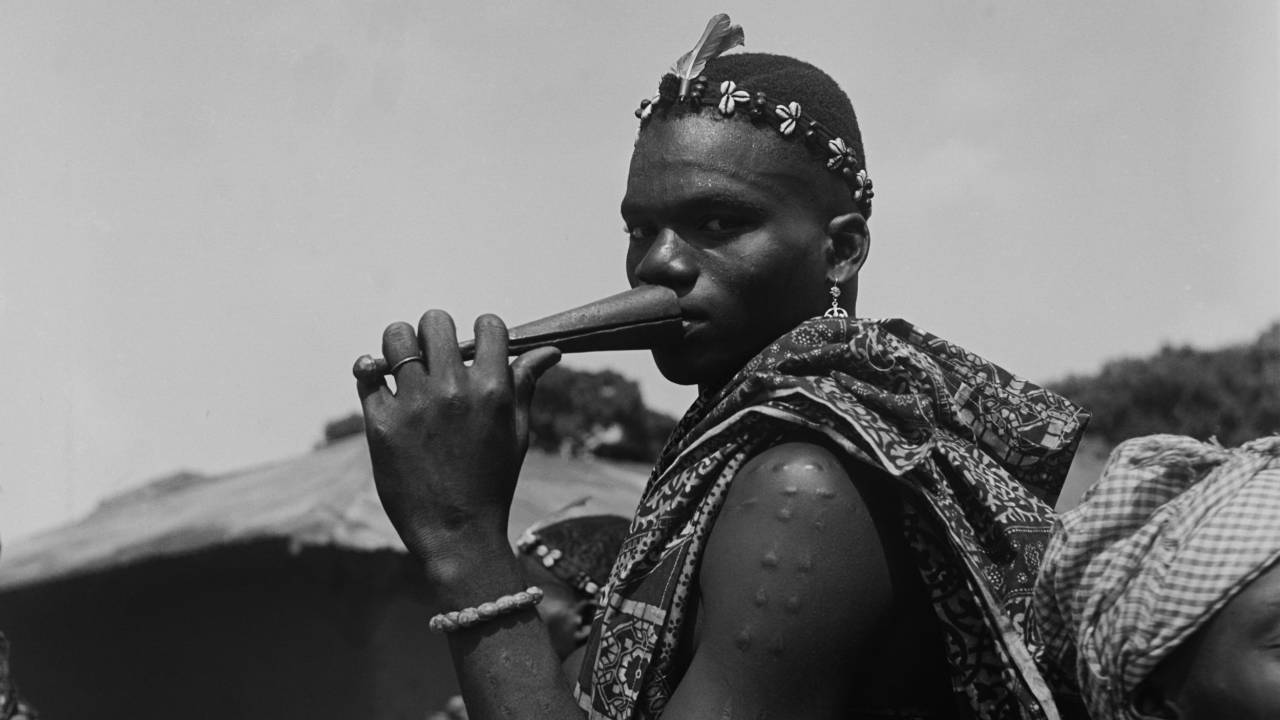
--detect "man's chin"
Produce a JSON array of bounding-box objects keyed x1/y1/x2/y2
[{"x1": 649, "y1": 347, "x2": 734, "y2": 388}]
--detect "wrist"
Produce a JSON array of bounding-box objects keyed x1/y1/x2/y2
[
  {"x1": 399, "y1": 507, "x2": 507, "y2": 564},
  {"x1": 422, "y1": 533, "x2": 525, "y2": 610}
]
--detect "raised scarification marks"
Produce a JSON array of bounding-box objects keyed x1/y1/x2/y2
[{"x1": 766, "y1": 636, "x2": 785, "y2": 657}]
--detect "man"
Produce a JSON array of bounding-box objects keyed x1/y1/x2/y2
[
  {"x1": 355, "y1": 15, "x2": 1086, "y2": 719},
  {"x1": 1034, "y1": 434, "x2": 1280, "y2": 720}
]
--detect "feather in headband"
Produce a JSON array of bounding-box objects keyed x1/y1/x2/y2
[{"x1": 670, "y1": 13, "x2": 745, "y2": 99}]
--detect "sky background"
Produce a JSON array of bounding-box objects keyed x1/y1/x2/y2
[{"x1": 2, "y1": 1, "x2": 1277, "y2": 542}]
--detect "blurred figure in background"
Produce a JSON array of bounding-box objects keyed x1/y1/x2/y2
[
  {"x1": 1034, "y1": 434, "x2": 1280, "y2": 720},
  {"x1": 0, "y1": 539, "x2": 39, "y2": 720},
  {"x1": 513, "y1": 515, "x2": 630, "y2": 663},
  {"x1": 0, "y1": 634, "x2": 38, "y2": 720}
]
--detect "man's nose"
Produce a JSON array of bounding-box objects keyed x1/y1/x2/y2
[{"x1": 633, "y1": 229, "x2": 695, "y2": 291}]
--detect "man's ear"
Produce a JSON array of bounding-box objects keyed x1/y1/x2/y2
[
  {"x1": 1132, "y1": 680, "x2": 1181, "y2": 720},
  {"x1": 824, "y1": 212, "x2": 870, "y2": 284}
]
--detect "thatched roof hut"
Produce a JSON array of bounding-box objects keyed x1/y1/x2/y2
[{"x1": 0, "y1": 436, "x2": 648, "y2": 719}]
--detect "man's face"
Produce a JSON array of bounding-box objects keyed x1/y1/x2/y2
[
  {"x1": 1147, "y1": 560, "x2": 1280, "y2": 719},
  {"x1": 622, "y1": 115, "x2": 840, "y2": 387}
]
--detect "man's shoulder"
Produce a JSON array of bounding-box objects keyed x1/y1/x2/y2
[
  {"x1": 728, "y1": 438, "x2": 895, "y2": 511},
  {"x1": 701, "y1": 437, "x2": 900, "y2": 607},
  {"x1": 683, "y1": 438, "x2": 908, "y2": 712}
]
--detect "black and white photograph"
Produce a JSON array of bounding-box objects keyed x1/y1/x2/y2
[{"x1": 1, "y1": 2, "x2": 1276, "y2": 718}]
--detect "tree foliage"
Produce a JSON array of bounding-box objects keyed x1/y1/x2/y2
[
  {"x1": 1052, "y1": 322, "x2": 1280, "y2": 447},
  {"x1": 321, "y1": 365, "x2": 679, "y2": 463},
  {"x1": 527, "y1": 365, "x2": 677, "y2": 461},
  {"x1": 322, "y1": 413, "x2": 366, "y2": 446}
]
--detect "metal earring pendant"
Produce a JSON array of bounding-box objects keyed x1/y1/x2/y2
[{"x1": 823, "y1": 283, "x2": 849, "y2": 318}]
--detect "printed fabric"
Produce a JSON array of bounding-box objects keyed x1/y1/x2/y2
[
  {"x1": 573, "y1": 317, "x2": 1089, "y2": 720},
  {"x1": 1033, "y1": 433, "x2": 1280, "y2": 720}
]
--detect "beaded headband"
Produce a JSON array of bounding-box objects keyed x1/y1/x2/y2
[{"x1": 634, "y1": 15, "x2": 874, "y2": 212}]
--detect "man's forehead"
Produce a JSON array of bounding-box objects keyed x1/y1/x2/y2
[{"x1": 625, "y1": 117, "x2": 827, "y2": 204}]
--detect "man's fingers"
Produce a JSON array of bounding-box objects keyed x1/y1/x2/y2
[
  {"x1": 419, "y1": 310, "x2": 463, "y2": 376},
  {"x1": 354, "y1": 355, "x2": 388, "y2": 397},
  {"x1": 511, "y1": 347, "x2": 560, "y2": 450},
  {"x1": 510, "y1": 347, "x2": 562, "y2": 407},
  {"x1": 473, "y1": 314, "x2": 510, "y2": 375},
  {"x1": 382, "y1": 321, "x2": 427, "y2": 387},
  {"x1": 352, "y1": 355, "x2": 390, "y2": 382},
  {"x1": 353, "y1": 355, "x2": 394, "y2": 427}
]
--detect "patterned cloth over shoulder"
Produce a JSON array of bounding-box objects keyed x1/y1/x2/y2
[{"x1": 574, "y1": 317, "x2": 1089, "y2": 720}]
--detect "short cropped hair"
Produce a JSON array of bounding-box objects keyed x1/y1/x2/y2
[{"x1": 647, "y1": 52, "x2": 869, "y2": 216}]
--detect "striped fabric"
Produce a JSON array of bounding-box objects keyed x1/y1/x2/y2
[{"x1": 1033, "y1": 434, "x2": 1280, "y2": 720}]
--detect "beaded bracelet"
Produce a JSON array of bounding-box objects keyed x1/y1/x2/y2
[{"x1": 428, "y1": 586, "x2": 544, "y2": 633}]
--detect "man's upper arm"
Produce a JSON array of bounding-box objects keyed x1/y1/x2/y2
[{"x1": 661, "y1": 441, "x2": 897, "y2": 719}]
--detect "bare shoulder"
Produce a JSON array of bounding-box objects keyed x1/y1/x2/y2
[
  {"x1": 702, "y1": 441, "x2": 898, "y2": 620},
  {"x1": 662, "y1": 440, "x2": 901, "y2": 717},
  {"x1": 730, "y1": 440, "x2": 879, "y2": 509}
]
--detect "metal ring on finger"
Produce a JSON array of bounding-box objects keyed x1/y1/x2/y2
[{"x1": 390, "y1": 355, "x2": 426, "y2": 374}]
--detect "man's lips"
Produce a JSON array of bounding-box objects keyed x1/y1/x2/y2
[
  {"x1": 678, "y1": 317, "x2": 711, "y2": 344},
  {"x1": 659, "y1": 299, "x2": 707, "y2": 345},
  {"x1": 678, "y1": 307, "x2": 707, "y2": 332}
]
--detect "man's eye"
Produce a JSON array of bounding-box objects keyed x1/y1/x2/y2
[
  {"x1": 623, "y1": 224, "x2": 655, "y2": 241},
  {"x1": 699, "y1": 217, "x2": 750, "y2": 234}
]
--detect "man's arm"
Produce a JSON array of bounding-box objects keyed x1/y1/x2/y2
[
  {"x1": 434, "y1": 440, "x2": 895, "y2": 720},
  {"x1": 359, "y1": 313, "x2": 584, "y2": 720},
  {"x1": 658, "y1": 440, "x2": 898, "y2": 719},
  {"x1": 358, "y1": 313, "x2": 898, "y2": 719}
]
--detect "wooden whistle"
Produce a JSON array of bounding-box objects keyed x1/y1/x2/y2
[{"x1": 352, "y1": 285, "x2": 683, "y2": 379}]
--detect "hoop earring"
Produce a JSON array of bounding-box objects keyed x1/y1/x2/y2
[{"x1": 823, "y1": 283, "x2": 849, "y2": 318}]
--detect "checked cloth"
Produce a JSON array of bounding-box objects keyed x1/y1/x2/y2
[{"x1": 1033, "y1": 433, "x2": 1280, "y2": 720}]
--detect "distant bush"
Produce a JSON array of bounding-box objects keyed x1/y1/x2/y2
[
  {"x1": 320, "y1": 365, "x2": 679, "y2": 463},
  {"x1": 322, "y1": 413, "x2": 366, "y2": 445},
  {"x1": 528, "y1": 366, "x2": 677, "y2": 461},
  {"x1": 1052, "y1": 322, "x2": 1280, "y2": 446},
  {"x1": 592, "y1": 408, "x2": 680, "y2": 463}
]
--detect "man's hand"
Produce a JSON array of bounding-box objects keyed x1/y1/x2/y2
[{"x1": 353, "y1": 310, "x2": 560, "y2": 571}]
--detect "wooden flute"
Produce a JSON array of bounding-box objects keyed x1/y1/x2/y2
[{"x1": 352, "y1": 285, "x2": 682, "y2": 379}]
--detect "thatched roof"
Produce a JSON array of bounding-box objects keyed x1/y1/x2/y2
[
  {"x1": 1, "y1": 429, "x2": 1112, "y2": 593},
  {"x1": 0, "y1": 436, "x2": 650, "y2": 592}
]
